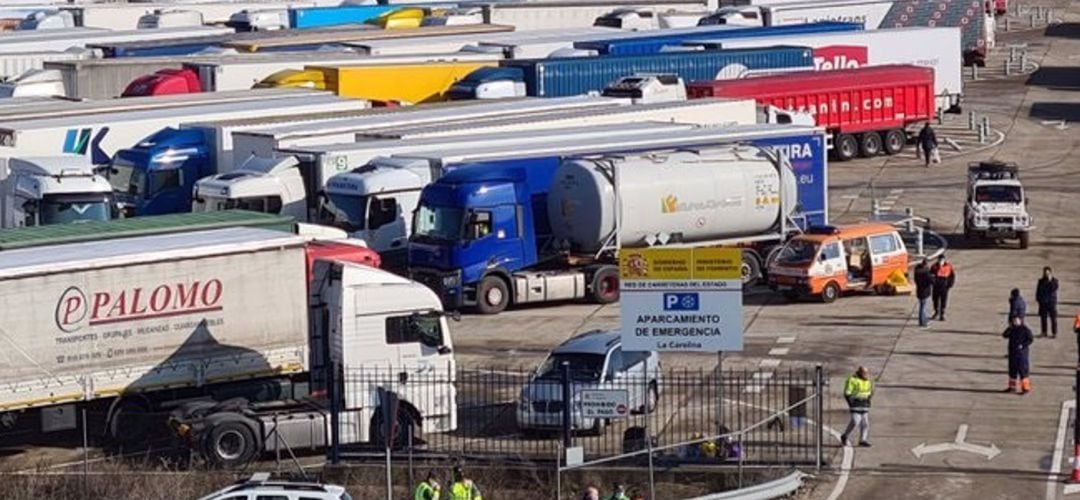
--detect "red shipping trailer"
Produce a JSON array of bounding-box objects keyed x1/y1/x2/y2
[{"x1": 688, "y1": 64, "x2": 936, "y2": 161}]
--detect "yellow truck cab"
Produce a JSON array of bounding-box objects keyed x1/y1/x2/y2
[
  {"x1": 370, "y1": 8, "x2": 426, "y2": 29},
  {"x1": 254, "y1": 69, "x2": 326, "y2": 89},
  {"x1": 767, "y1": 224, "x2": 909, "y2": 302}
]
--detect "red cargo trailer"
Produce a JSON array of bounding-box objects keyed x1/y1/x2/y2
[{"x1": 688, "y1": 65, "x2": 935, "y2": 161}]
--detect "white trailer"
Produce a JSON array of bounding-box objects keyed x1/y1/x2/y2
[
  {"x1": 62, "y1": 1, "x2": 337, "y2": 30},
  {"x1": 688, "y1": 26, "x2": 964, "y2": 111},
  {"x1": 0, "y1": 227, "x2": 456, "y2": 467},
  {"x1": 461, "y1": 25, "x2": 728, "y2": 59},
  {"x1": 475, "y1": 0, "x2": 709, "y2": 31},
  {"x1": 0, "y1": 25, "x2": 234, "y2": 54},
  {"x1": 230, "y1": 95, "x2": 631, "y2": 159},
  {"x1": 0, "y1": 93, "x2": 354, "y2": 170},
  {"x1": 0, "y1": 48, "x2": 100, "y2": 81},
  {"x1": 350, "y1": 27, "x2": 617, "y2": 57},
  {"x1": 43, "y1": 56, "x2": 196, "y2": 99}
]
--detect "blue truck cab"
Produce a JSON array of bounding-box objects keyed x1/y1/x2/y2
[
  {"x1": 409, "y1": 157, "x2": 560, "y2": 311},
  {"x1": 108, "y1": 127, "x2": 211, "y2": 216}
]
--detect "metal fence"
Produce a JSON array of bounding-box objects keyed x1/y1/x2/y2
[{"x1": 329, "y1": 365, "x2": 826, "y2": 468}]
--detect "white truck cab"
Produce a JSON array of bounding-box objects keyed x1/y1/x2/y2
[
  {"x1": 0, "y1": 69, "x2": 66, "y2": 98},
  {"x1": 594, "y1": 7, "x2": 705, "y2": 30},
  {"x1": 698, "y1": 6, "x2": 764, "y2": 26},
  {"x1": 1, "y1": 155, "x2": 114, "y2": 228},
  {"x1": 964, "y1": 161, "x2": 1032, "y2": 248},
  {"x1": 227, "y1": 9, "x2": 289, "y2": 31},
  {"x1": 17, "y1": 10, "x2": 75, "y2": 30},
  {"x1": 601, "y1": 73, "x2": 687, "y2": 104},
  {"x1": 137, "y1": 10, "x2": 205, "y2": 29},
  {"x1": 422, "y1": 7, "x2": 483, "y2": 26},
  {"x1": 192, "y1": 156, "x2": 306, "y2": 221}
]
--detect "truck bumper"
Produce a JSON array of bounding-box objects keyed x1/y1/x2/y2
[
  {"x1": 768, "y1": 276, "x2": 811, "y2": 296},
  {"x1": 410, "y1": 268, "x2": 465, "y2": 310}
]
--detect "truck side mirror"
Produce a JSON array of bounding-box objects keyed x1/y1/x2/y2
[{"x1": 437, "y1": 345, "x2": 452, "y2": 355}]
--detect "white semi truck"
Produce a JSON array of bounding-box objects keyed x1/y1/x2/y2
[
  {"x1": 0, "y1": 227, "x2": 455, "y2": 468},
  {"x1": 0, "y1": 154, "x2": 113, "y2": 227}
]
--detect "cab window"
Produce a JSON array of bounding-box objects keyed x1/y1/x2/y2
[
  {"x1": 869, "y1": 233, "x2": 899, "y2": 255},
  {"x1": 385, "y1": 313, "x2": 444, "y2": 348},
  {"x1": 367, "y1": 196, "x2": 397, "y2": 229},
  {"x1": 820, "y1": 242, "x2": 841, "y2": 261},
  {"x1": 148, "y1": 168, "x2": 182, "y2": 196},
  {"x1": 605, "y1": 347, "x2": 623, "y2": 380},
  {"x1": 465, "y1": 211, "x2": 492, "y2": 240}
]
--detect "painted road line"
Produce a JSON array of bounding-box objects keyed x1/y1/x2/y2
[
  {"x1": 769, "y1": 347, "x2": 790, "y2": 356},
  {"x1": 824, "y1": 425, "x2": 855, "y2": 500},
  {"x1": 760, "y1": 359, "x2": 782, "y2": 368},
  {"x1": 1047, "y1": 399, "x2": 1075, "y2": 500},
  {"x1": 776, "y1": 336, "x2": 797, "y2": 344}
]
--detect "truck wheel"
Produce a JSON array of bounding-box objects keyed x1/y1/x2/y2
[
  {"x1": 372, "y1": 408, "x2": 415, "y2": 450},
  {"x1": 834, "y1": 134, "x2": 858, "y2": 161},
  {"x1": 108, "y1": 398, "x2": 154, "y2": 448},
  {"x1": 589, "y1": 266, "x2": 620, "y2": 304},
  {"x1": 204, "y1": 420, "x2": 257, "y2": 469},
  {"x1": 820, "y1": 282, "x2": 841, "y2": 303},
  {"x1": 475, "y1": 275, "x2": 509, "y2": 314},
  {"x1": 741, "y1": 250, "x2": 762, "y2": 288},
  {"x1": 859, "y1": 132, "x2": 883, "y2": 157},
  {"x1": 1019, "y1": 232, "x2": 1030, "y2": 249},
  {"x1": 883, "y1": 129, "x2": 906, "y2": 155}
]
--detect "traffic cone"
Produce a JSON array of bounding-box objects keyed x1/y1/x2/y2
[{"x1": 1071, "y1": 445, "x2": 1080, "y2": 482}]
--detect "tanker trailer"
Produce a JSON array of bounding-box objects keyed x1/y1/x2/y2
[{"x1": 408, "y1": 143, "x2": 802, "y2": 313}]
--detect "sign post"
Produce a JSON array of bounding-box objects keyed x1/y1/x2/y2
[{"x1": 619, "y1": 248, "x2": 744, "y2": 353}]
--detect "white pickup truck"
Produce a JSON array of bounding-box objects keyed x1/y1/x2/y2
[{"x1": 964, "y1": 161, "x2": 1033, "y2": 249}]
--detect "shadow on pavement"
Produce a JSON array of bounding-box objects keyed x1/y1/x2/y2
[
  {"x1": 1045, "y1": 23, "x2": 1080, "y2": 39},
  {"x1": 893, "y1": 350, "x2": 1005, "y2": 359},
  {"x1": 1026, "y1": 67, "x2": 1080, "y2": 90},
  {"x1": 1030, "y1": 102, "x2": 1080, "y2": 122},
  {"x1": 874, "y1": 463, "x2": 1049, "y2": 479},
  {"x1": 875, "y1": 384, "x2": 1007, "y2": 394}
]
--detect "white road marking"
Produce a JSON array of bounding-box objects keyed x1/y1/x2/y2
[
  {"x1": 768, "y1": 347, "x2": 790, "y2": 356},
  {"x1": 776, "y1": 336, "x2": 797, "y2": 344},
  {"x1": 752, "y1": 372, "x2": 774, "y2": 380},
  {"x1": 824, "y1": 426, "x2": 855, "y2": 500},
  {"x1": 1047, "y1": 399, "x2": 1075, "y2": 500},
  {"x1": 760, "y1": 359, "x2": 782, "y2": 368},
  {"x1": 910, "y1": 424, "x2": 1001, "y2": 459}
]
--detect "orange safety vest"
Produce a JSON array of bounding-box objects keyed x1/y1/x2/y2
[
  {"x1": 935, "y1": 263, "x2": 953, "y2": 278},
  {"x1": 1074, "y1": 313, "x2": 1080, "y2": 332}
]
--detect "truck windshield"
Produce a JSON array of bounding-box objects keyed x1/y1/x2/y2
[
  {"x1": 975, "y1": 185, "x2": 1022, "y2": 203},
  {"x1": 413, "y1": 204, "x2": 463, "y2": 242},
  {"x1": 39, "y1": 194, "x2": 111, "y2": 225},
  {"x1": 775, "y1": 239, "x2": 819, "y2": 264},
  {"x1": 108, "y1": 156, "x2": 145, "y2": 196},
  {"x1": 192, "y1": 194, "x2": 228, "y2": 212},
  {"x1": 325, "y1": 192, "x2": 367, "y2": 231},
  {"x1": 537, "y1": 353, "x2": 606, "y2": 382}
]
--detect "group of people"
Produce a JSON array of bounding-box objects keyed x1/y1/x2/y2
[
  {"x1": 413, "y1": 467, "x2": 482, "y2": 500},
  {"x1": 912, "y1": 255, "x2": 956, "y2": 327},
  {"x1": 580, "y1": 483, "x2": 639, "y2": 500}
]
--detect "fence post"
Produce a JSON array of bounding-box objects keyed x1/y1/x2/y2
[
  {"x1": 561, "y1": 361, "x2": 573, "y2": 450},
  {"x1": 82, "y1": 407, "x2": 89, "y2": 497},
  {"x1": 815, "y1": 365, "x2": 825, "y2": 472},
  {"x1": 327, "y1": 361, "x2": 341, "y2": 465}
]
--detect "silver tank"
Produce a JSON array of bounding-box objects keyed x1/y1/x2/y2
[{"x1": 547, "y1": 145, "x2": 797, "y2": 253}]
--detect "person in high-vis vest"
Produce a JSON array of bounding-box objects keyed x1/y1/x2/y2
[
  {"x1": 604, "y1": 483, "x2": 630, "y2": 500},
  {"x1": 930, "y1": 255, "x2": 956, "y2": 321},
  {"x1": 449, "y1": 467, "x2": 482, "y2": 500},
  {"x1": 840, "y1": 366, "x2": 873, "y2": 447},
  {"x1": 1073, "y1": 312, "x2": 1080, "y2": 361},
  {"x1": 414, "y1": 471, "x2": 441, "y2": 500}
]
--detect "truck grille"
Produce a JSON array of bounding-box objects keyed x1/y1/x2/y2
[
  {"x1": 989, "y1": 217, "x2": 1013, "y2": 225},
  {"x1": 532, "y1": 401, "x2": 564, "y2": 413}
]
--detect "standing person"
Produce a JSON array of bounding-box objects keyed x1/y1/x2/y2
[
  {"x1": 914, "y1": 259, "x2": 934, "y2": 328},
  {"x1": 1074, "y1": 312, "x2": 1080, "y2": 362},
  {"x1": 449, "y1": 467, "x2": 482, "y2": 500},
  {"x1": 1036, "y1": 266, "x2": 1060, "y2": 337},
  {"x1": 1008, "y1": 288, "x2": 1027, "y2": 324},
  {"x1": 605, "y1": 483, "x2": 630, "y2": 500},
  {"x1": 414, "y1": 471, "x2": 441, "y2": 500},
  {"x1": 1003, "y1": 315, "x2": 1034, "y2": 394},
  {"x1": 580, "y1": 486, "x2": 600, "y2": 500},
  {"x1": 840, "y1": 366, "x2": 873, "y2": 447},
  {"x1": 930, "y1": 255, "x2": 955, "y2": 321},
  {"x1": 918, "y1": 123, "x2": 938, "y2": 167}
]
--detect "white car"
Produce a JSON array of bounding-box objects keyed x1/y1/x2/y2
[{"x1": 199, "y1": 474, "x2": 352, "y2": 500}]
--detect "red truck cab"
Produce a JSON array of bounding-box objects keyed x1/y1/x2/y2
[
  {"x1": 304, "y1": 240, "x2": 381, "y2": 280},
  {"x1": 122, "y1": 68, "x2": 202, "y2": 97}
]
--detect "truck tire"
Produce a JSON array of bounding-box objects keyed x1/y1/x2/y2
[
  {"x1": 1019, "y1": 232, "x2": 1030, "y2": 249},
  {"x1": 820, "y1": 282, "x2": 841, "y2": 303},
  {"x1": 203, "y1": 419, "x2": 258, "y2": 469},
  {"x1": 475, "y1": 275, "x2": 509, "y2": 314},
  {"x1": 741, "y1": 250, "x2": 762, "y2": 288},
  {"x1": 883, "y1": 129, "x2": 906, "y2": 155},
  {"x1": 834, "y1": 134, "x2": 858, "y2": 161},
  {"x1": 589, "y1": 266, "x2": 620, "y2": 304},
  {"x1": 859, "y1": 132, "x2": 883, "y2": 157},
  {"x1": 108, "y1": 398, "x2": 154, "y2": 448},
  {"x1": 371, "y1": 407, "x2": 415, "y2": 450}
]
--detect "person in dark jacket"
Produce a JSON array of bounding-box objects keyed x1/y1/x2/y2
[
  {"x1": 930, "y1": 255, "x2": 955, "y2": 321},
  {"x1": 918, "y1": 123, "x2": 938, "y2": 167},
  {"x1": 1036, "y1": 266, "x2": 1060, "y2": 337},
  {"x1": 1009, "y1": 288, "x2": 1027, "y2": 324},
  {"x1": 914, "y1": 259, "x2": 933, "y2": 328},
  {"x1": 1003, "y1": 315, "x2": 1034, "y2": 394}
]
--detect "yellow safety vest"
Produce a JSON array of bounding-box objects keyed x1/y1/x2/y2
[
  {"x1": 844, "y1": 375, "x2": 872, "y2": 400},
  {"x1": 450, "y1": 480, "x2": 482, "y2": 500},
  {"x1": 414, "y1": 480, "x2": 440, "y2": 500}
]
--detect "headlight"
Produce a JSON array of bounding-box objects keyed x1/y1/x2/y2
[{"x1": 442, "y1": 275, "x2": 459, "y2": 287}]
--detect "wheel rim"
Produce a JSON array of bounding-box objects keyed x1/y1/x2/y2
[
  {"x1": 741, "y1": 262, "x2": 753, "y2": 282},
  {"x1": 215, "y1": 430, "x2": 245, "y2": 461},
  {"x1": 866, "y1": 136, "x2": 881, "y2": 154},
  {"x1": 486, "y1": 286, "x2": 504, "y2": 306},
  {"x1": 600, "y1": 275, "x2": 618, "y2": 297},
  {"x1": 842, "y1": 139, "x2": 856, "y2": 157},
  {"x1": 887, "y1": 133, "x2": 903, "y2": 151},
  {"x1": 825, "y1": 286, "x2": 837, "y2": 300}
]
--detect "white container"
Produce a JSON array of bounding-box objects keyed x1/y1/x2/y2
[
  {"x1": 136, "y1": 9, "x2": 205, "y2": 29},
  {"x1": 0, "y1": 228, "x2": 310, "y2": 412},
  {"x1": 0, "y1": 25, "x2": 233, "y2": 54},
  {"x1": 0, "y1": 47, "x2": 99, "y2": 81},
  {"x1": 549, "y1": 146, "x2": 797, "y2": 252},
  {"x1": 480, "y1": 1, "x2": 707, "y2": 31}
]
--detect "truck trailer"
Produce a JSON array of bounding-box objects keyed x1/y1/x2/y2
[
  {"x1": 0, "y1": 48, "x2": 100, "y2": 81},
  {"x1": 407, "y1": 133, "x2": 822, "y2": 313},
  {"x1": 686, "y1": 26, "x2": 963, "y2": 112},
  {"x1": 699, "y1": 0, "x2": 991, "y2": 65},
  {"x1": 108, "y1": 97, "x2": 372, "y2": 217},
  {"x1": 688, "y1": 65, "x2": 936, "y2": 160},
  {"x1": 221, "y1": 23, "x2": 514, "y2": 53},
  {"x1": 259, "y1": 60, "x2": 498, "y2": 104},
  {"x1": 0, "y1": 227, "x2": 446, "y2": 468},
  {"x1": 573, "y1": 20, "x2": 861, "y2": 55},
  {"x1": 0, "y1": 25, "x2": 234, "y2": 55},
  {"x1": 447, "y1": 46, "x2": 814, "y2": 99}
]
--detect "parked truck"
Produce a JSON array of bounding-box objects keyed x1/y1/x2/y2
[
  {"x1": 221, "y1": 23, "x2": 513, "y2": 53},
  {"x1": 107, "y1": 97, "x2": 371, "y2": 217},
  {"x1": 227, "y1": 3, "x2": 451, "y2": 31},
  {"x1": 573, "y1": 20, "x2": 861, "y2": 55},
  {"x1": 458, "y1": 0, "x2": 708, "y2": 31},
  {"x1": 0, "y1": 47, "x2": 100, "y2": 82},
  {"x1": 256, "y1": 60, "x2": 498, "y2": 104},
  {"x1": 0, "y1": 227, "x2": 447, "y2": 468},
  {"x1": 686, "y1": 26, "x2": 962, "y2": 112},
  {"x1": 0, "y1": 25, "x2": 234, "y2": 54},
  {"x1": 447, "y1": 46, "x2": 814, "y2": 99},
  {"x1": 0, "y1": 154, "x2": 113, "y2": 228},
  {"x1": 688, "y1": 65, "x2": 936, "y2": 160},
  {"x1": 699, "y1": 0, "x2": 991, "y2": 65},
  {"x1": 42, "y1": 57, "x2": 193, "y2": 100},
  {"x1": 407, "y1": 132, "x2": 821, "y2": 313}
]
